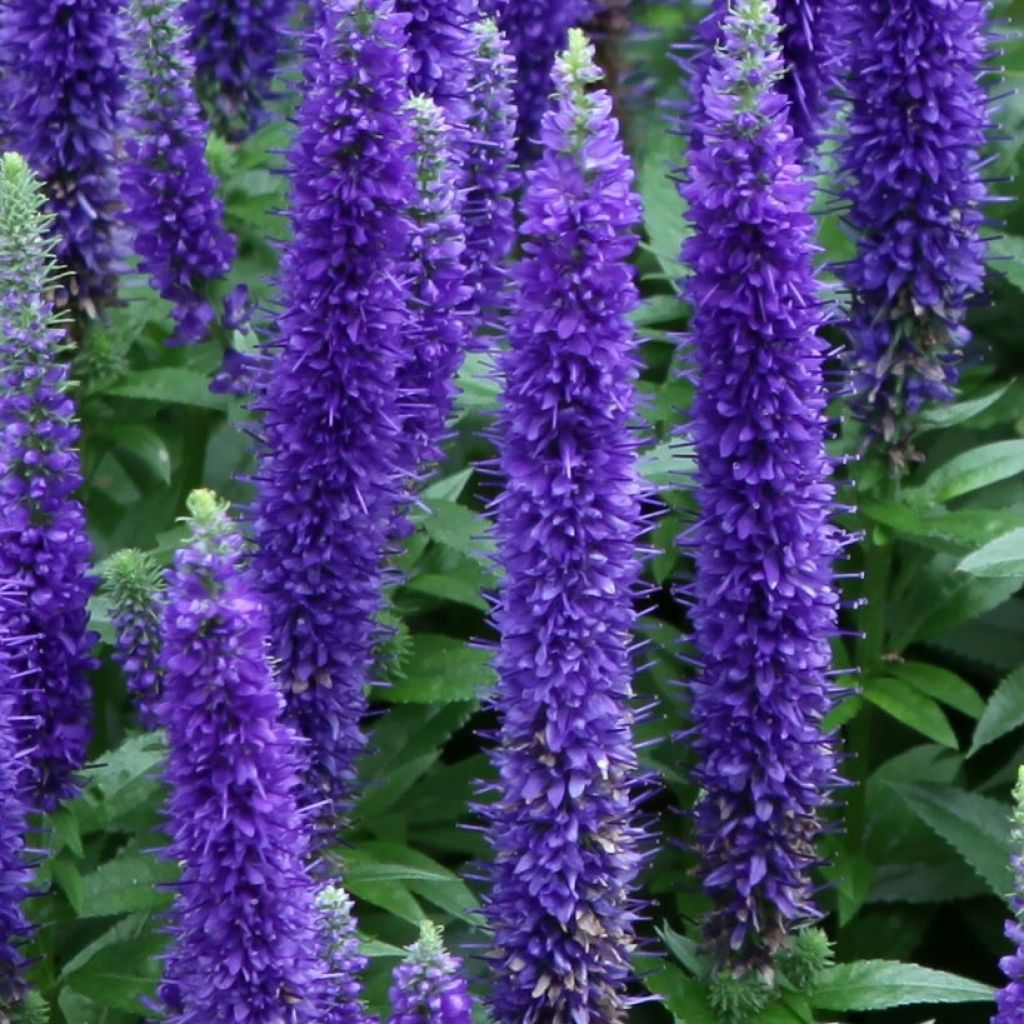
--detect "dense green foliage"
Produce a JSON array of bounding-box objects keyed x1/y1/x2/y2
[{"x1": 21, "y1": 1, "x2": 1024, "y2": 1022}]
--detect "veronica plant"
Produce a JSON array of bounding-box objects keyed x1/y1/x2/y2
[
  {"x1": 181, "y1": 0, "x2": 294, "y2": 137},
  {"x1": 252, "y1": 0, "x2": 415, "y2": 826},
  {"x1": 387, "y1": 922, "x2": 473, "y2": 1024},
  {"x1": 0, "y1": 0, "x2": 123, "y2": 317},
  {"x1": 157, "y1": 490, "x2": 323, "y2": 1024},
  {"x1": 995, "y1": 766, "x2": 1024, "y2": 1022},
  {"x1": 0, "y1": 152, "x2": 96, "y2": 810},
  {"x1": 481, "y1": 30, "x2": 647, "y2": 1024},
  {"x1": 837, "y1": 0, "x2": 990, "y2": 461},
  {"x1": 318, "y1": 885, "x2": 377, "y2": 1024},
  {"x1": 100, "y1": 549, "x2": 166, "y2": 728},
  {"x1": 680, "y1": 0, "x2": 841, "y2": 971},
  {"x1": 122, "y1": 0, "x2": 236, "y2": 345}
]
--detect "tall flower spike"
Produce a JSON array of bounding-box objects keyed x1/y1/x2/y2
[
  {"x1": 681, "y1": 0, "x2": 841, "y2": 969},
  {"x1": 156, "y1": 490, "x2": 323, "y2": 1024},
  {"x1": 496, "y1": 0, "x2": 594, "y2": 160},
  {"x1": 398, "y1": 96, "x2": 470, "y2": 483},
  {"x1": 837, "y1": 0, "x2": 990, "y2": 462},
  {"x1": 0, "y1": 152, "x2": 96, "y2": 809},
  {"x1": 0, "y1": 0, "x2": 122, "y2": 318},
  {"x1": 388, "y1": 922, "x2": 473, "y2": 1024},
  {"x1": 100, "y1": 549, "x2": 166, "y2": 728},
  {"x1": 318, "y1": 885, "x2": 377, "y2": 1024},
  {"x1": 462, "y1": 18, "x2": 518, "y2": 318},
  {"x1": 252, "y1": 0, "x2": 415, "y2": 828},
  {"x1": 995, "y1": 766, "x2": 1024, "y2": 1023},
  {"x1": 689, "y1": 0, "x2": 836, "y2": 155},
  {"x1": 0, "y1": 583, "x2": 34, "y2": 1011},
  {"x1": 122, "y1": 0, "x2": 236, "y2": 346},
  {"x1": 181, "y1": 0, "x2": 294, "y2": 138},
  {"x1": 481, "y1": 30, "x2": 646, "y2": 1024}
]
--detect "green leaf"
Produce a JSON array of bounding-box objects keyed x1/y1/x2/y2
[
  {"x1": 419, "y1": 500, "x2": 493, "y2": 560},
  {"x1": 657, "y1": 923, "x2": 703, "y2": 976},
  {"x1": 638, "y1": 128, "x2": 689, "y2": 281},
  {"x1": 916, "y1": 382, "x2": 1012, "y2": 432},
  {"x1": 95, "y1": 424, "x2": 172, "y2": 484},
  {"x1": 387, "y1": 634, "x2": 493, "y2": 703},
  {"x1": 405, "y1": 570, "x2": 490, "y2": 611},
  {"x1": 958, "y1": 527, "x2": 1024, "y2": 577},
  {"x1": 862, "y1": 500, "x2": 1024, "y2": 553},
  {"x1": 862, "y1": 677, "x2": 958, "y2": 748},
  {"x1": 810, "y1": 960, "x2": 993, "y2": 1012},
  {"x1": 422, "y1": 468, "x2": 474, "y2": 503},
  {"x1": 77, "y1": 853, "x2": 177, "y2": 917},
  {"x1": 969, "y1": 662, "x2": 1024, "y2": 756},
  {"x1": 74, "y1": 733, "x2": 167, "y2": 834},
  {"x1": 641, "y1": 963, "x2": 716, "y2": 1024},
  {"x1": 640, "y1": 441, "x2": 695, "y2": 486},
  {"x1": 106, "y1": 367, "x2": 228, "y2": 410},
  {"x1": 882, "y1": 661, "x2": 984, "y2": 717},
  {"x1": 914, "y1": 440, "x2": 1024, "y2": 504},
  {"x1": 895, "y1": 782, "x2": 1012, "y2": 898}
]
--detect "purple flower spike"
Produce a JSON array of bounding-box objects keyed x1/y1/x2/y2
[
  {"x1": 398, "y1": 96, "x2": 471, "y2": 483},
  {"x1": 0, "y1": 153, "x2": 96, "y2": 810},
  {"x1": 0, "y1": 584, "x2": 34, "y2": 1008},
  {"x1": 156, "y1": 490, "x2": 322, "y2": 1024},
  {"x1": 388, "y1": 922, "x2": 473, "y2": 1024},
  {"x1": 496, "y1": 0, "x2": 595, "y2": 160},
  {"x1": 0, "y1": 0, "x2": 123, "y2": 318},
  {"x1": 181, "y1": 0, "x2": 294, "y2": 138},
  {"x1": 462, "y1": 18, "x2": 518, "y2": 317},
  {"x1": 837, "y1": 0, "x2": 990, "y2": 460},
  {"x1": 689, "y1": 0, "x2": 836, "y2": 155},
  {"x1": 995, "y1": 767, "x2": 1024, "y2": 1023},
  {"x1": 100, "y1": 549, "x2": 166, "y2": 728},
  {"x1": 122, "y1": 0, "x2": 236, "y2": 346},
  {"x1": 252, "y1": 0, "x2": 415, "y2": 829},
  {"x1": 681, "y1": 0, "x2": 841, "y2": 969},
  {"x1": 481, "y1": 31, "x2": 647, "y2": 1024},
  {"x1": 318, "y1": 885, "x2": 377, "y2": 1024}
]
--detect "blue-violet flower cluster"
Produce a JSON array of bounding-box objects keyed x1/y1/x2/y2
[
  {"x1": 181, "y1": 0, "x2": 294, "y2": 137},
  {"x1": 0, "y1": 0, "x2": 123, "y2": 317},
  {"x1": 995, "y1": 766, "x2": 1024, "y2": 1023},
  {"x1": 461, "y1": 18, "x2": 518, "y2": 317},
  {"x1": 398, "y1": 96, "x2": 470, "y2": 482},
  {"x1": 156, "y1": 490, "x2": 322, "y2": 1024},
  {"x1": 0, "y1": 152, "x2": 96, "y2": 810},
  {"x1": 496, "y1": 0, "x2": 594, "y2": 160},
  {"x1": 318, "y1": 885, "x2": 377, "y2": 1024},
  {"x1": 122, "y1": 0, "x2": 236, "y2": 346},
  {"x1": 388, "y1": 922, "x2": 473, "y2": 1024},
  {"x1": 101, "y1": 549, "x2": 166, "y2": 729},
  {"x1": 837, "y1": 0, "x2": 990, "y2": 457},
  {"x1": 481, "y1": 30, "x2": 646, "y2": 1024},
  {"x1": 252, "y1": 0, "x2": 415, "y2": 825},
  {"x1": 681, "y1": 0, "x2": 841, "y2": 968}
]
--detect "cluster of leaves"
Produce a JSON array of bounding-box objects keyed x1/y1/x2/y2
[{"x1": 22, "y1": 0, "x2": 1024, "y2": 1023}]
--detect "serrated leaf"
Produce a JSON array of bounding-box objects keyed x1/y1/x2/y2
[
  {"x1": 106, "y1": 368, "x2": 228, "y2": 410},
  {"x1": 74, "y1": 733, "x2": 167, "y2": 834},
  {"x1": 914, "y1": 440, "x2": 1024, "y2": 504},
  {"x1": 883, "y1": 662, "x2": 984, "y2": 717},
  {"x1": 958, "y1": 527, "x2": 1024, "y2": 578},
  {"x1": 422, "y1": 467, "x2": 474, "y2": 503},
  {"x1": 916, "y1": 383, "x2": 1012, "y2": 432},
  {"x1": 387, "y1": 634, "x2": 492, "y2": 704},
  {"x1": 970, "y1": 663, "x2": 1024, "y2": 756},
  {"x1": 810, "y1": 960, "x2": 992, "y2": 1012},
  {"x1": 640, "y1": 441, "x2": 695, "y2": 486},
  {"x1": 863, "y1": 677, "x2": 958, "y2": 748},
  {"x1": 641, "y1": 964, "x2": 716, "y2": 1024},
  {"x1": 895, "y1": 783, "x2": 1012, "y2": 898},
  {"x1": 862, "y1": 501, "x2": 1024, "y2": 552},
  {"x1": 406, "y1": 571, "x2": 489, "y2": 611},
  {"x1": 78, "y1": 853, "x2": 177, "y2": 917},
  {"x1": 420, "y1": 500, "x2": 493, "y2": 559}
]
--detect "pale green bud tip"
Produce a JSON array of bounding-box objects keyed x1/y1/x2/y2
[
  {"x1": 316, "y1": 883, "x2": 356, "y2": 924},
  {"x1": 406, "y1": 95, "x2": 450, "y2": 192},
  {"x1": 1013, "y1": 765, "x2": 1024, "y2": 830},
  {"x1": 559, "y1": 28, "x2": 601, "y2": 93},
  {"x1": 0, "y1": 151, "x2": 49, "y2": 257},
  {"x1": 100, "y1": 549, "x2": 165, "y2": 603},
  {"x1": 471, "y1": 17, "x2": 501, "y2": 55},
  {"x1": 410, "y1": 919, "x2": 446, "y2": 961},
  {"x1": 708, "y1": 968, "x2": 772, "y2": 1024},
  {"x1": 185, "y1": 488, "x2": 232, "y2": 537},
  {"x1": 11, "y1": 990, "x2": 50, "y2": 1024}
]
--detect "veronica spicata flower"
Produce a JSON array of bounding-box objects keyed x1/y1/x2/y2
[
  {"x1": 996, "y1": 766, "x2": 1024, "y2": 1023},
  {"x1": 181, "y1": 0, "x2": 294, "y2": 137},
  {"x1": 0, "y1": 0, "x2": 123, "y2": 317},
  {"x1": 122, "y1": 0, "x2": 236, "y2": 345},
  {"x1": 0, "y1": 152, "x2": 96, "y2": 809},
  {"x1": 388, "y1": 922, "x2": 473, "y2": 1024},
  {"x1": 481, "y1": 30, "x2": 647, "y2": 1024},
  {"x1": 252, "y1": 0, "x2": 415, "y2": 825},
  {"x1": 157, "y1": 490, "x2": 322, "y2": 1024},
  {"x1": 837, "y1": 0, "x2": 990, "y2": 459},
  {"x1": 681, "y1": 0, "x2": 841, "y2": 968},
  {"x1": 318, "y1": 885, "x2": 377, "y2": 1024}
]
